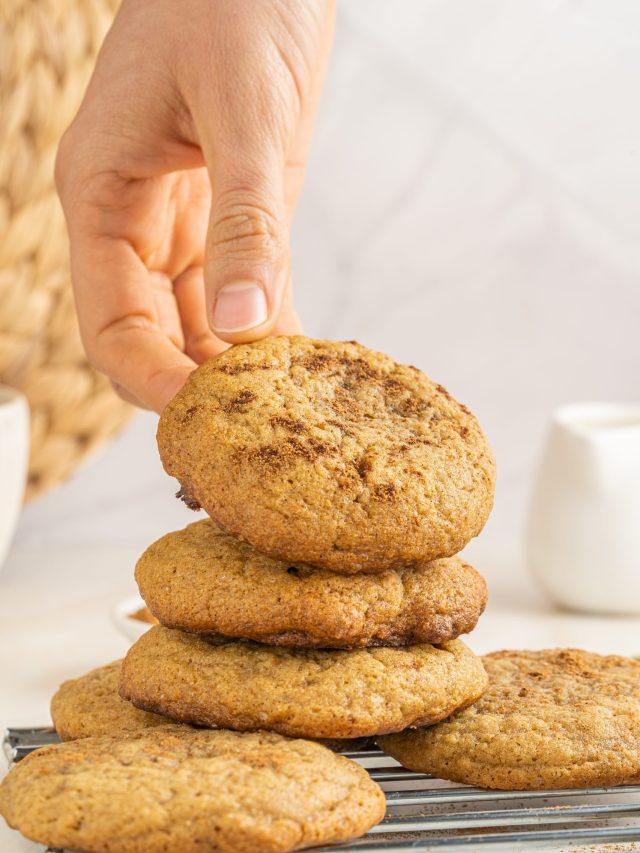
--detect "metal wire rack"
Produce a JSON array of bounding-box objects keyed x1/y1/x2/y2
[{"x1": 4, "y1": 727, "x2": 640, "y2": 852}]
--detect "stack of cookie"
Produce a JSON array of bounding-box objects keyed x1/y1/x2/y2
[
  {"x1": 45, "y1": 338, "x2": 495, "y2": 747},
  {"x1": 115, "y1": 337, "x2": 495, "y2": 744},
  {"x1": 2, "y1": 337, "x2": 500, "y2": 853},
  {"x1": 6, "y1": 338, "x2": 640, "y2": 853}
]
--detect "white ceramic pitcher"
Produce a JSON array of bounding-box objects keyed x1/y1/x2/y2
[{"x1": 526, "y1": 402, "x2": 640, "y2": 614}]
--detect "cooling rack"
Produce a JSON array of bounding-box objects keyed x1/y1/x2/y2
[{"x1": 4, "y1": 727, "x2": 640, "y2": 852}]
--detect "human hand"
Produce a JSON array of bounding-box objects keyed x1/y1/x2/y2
[{"x1": 56, "y1": 0, "x2": 335, "y2": 411}]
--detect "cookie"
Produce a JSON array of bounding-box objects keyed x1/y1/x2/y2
[
  {"x1": 378, "y1": 649, "x2": 640, "y2": 790},
  {"x1": 50, "y1": 660, "x2": 372, "y2": 753},
  {"x1": 136, "y1": 520, "x2": 488, "y2": 648},
  {"x1": 51, "y1": 660, "x2": 184, "y2": 740},
  {"x1": 119, "y1": 626, "x2": 488, "y2": 740},
  {"x1": 157, "y1": 337, "x2": 495, "y2": 573},
  {"x1": 0, "y1": 728, "x2": 385, "y2": 853},
  {"x1": 136, "y1": 519, "x2": 487, "y2": 648},
  {"x1": 50, "y1": 659, "x2": 374, "y2": 753}
]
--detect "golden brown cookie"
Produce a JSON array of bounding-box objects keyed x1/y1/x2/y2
[
  {"x1": 49, "y1": 659, "x2": 373, "y2": 753},
  {"x1": 379, "y1": 649, "x2": 640, "y2": 790},
  {"x1": 0, "y1": 728, "x2": 385, "y2": 853},
  {"x1": 157, "y1": 337, "x2": 495, "y2": 573},
  {"x1": 51, "y1": 660, "x2": 185, "y2": 740},
  {"x1": 136, "y1": 520, "x2": 488, "y2": 648},
  {"x1": 119, "y1": 626, "x2": 488, "y2": 740}
]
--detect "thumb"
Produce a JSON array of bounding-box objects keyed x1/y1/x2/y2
[{"x1": 205, "y1": 151, "x2": 290, "y2": 343}]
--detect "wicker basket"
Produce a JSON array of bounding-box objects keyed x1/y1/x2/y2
[{"x1": 0, "y1": 0, "x2": 131, "y2": 501}]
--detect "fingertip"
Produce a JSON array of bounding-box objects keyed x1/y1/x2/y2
[
  {"x1": 210, "y1": 322, "x2": 275, "y2": 346},
  {"x1": 210, "y1": 281, "x2": 269, "y2": 338},
  {"x1": 151, "y1": 365, "x2": 196, "y2": 413},
  {"x1": 110, "y1": 380, "x2": 148, "y2": 410}
]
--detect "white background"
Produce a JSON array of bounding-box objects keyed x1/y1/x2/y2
[{"x1": 12, "y1": 0, "x2": 639, "y2": 574}]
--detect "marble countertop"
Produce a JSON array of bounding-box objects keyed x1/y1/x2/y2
[{"x1": 2, "y1": 538, "x2": 640, "y2": 852}]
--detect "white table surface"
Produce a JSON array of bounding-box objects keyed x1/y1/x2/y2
[{"x1": 2, "y1": 540, "x2": 640, "y2": 852}]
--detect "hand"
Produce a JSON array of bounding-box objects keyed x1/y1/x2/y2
[{"x1": 56, "y1": 0, "x2": 335, "y2": 411}]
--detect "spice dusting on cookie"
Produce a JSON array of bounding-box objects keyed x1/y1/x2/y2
[{"x1": 157, "y1": 337, "x2": 496, "y2": 573}]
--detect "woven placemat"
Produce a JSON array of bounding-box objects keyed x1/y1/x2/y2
[{"x1": 0, "y1": 0, "x2": 131, "y2": 501}]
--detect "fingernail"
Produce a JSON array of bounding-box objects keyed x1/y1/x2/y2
[{"x1": 212, "y1": 282, "x2": 268, "y2": 333}]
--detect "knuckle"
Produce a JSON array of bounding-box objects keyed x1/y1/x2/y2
[
  {"x1": 210, "y1": 203, "x2": 283, "y2": 260},
  {"x1": 82, "y1": 314, "x2": 151, "y2": 373}
]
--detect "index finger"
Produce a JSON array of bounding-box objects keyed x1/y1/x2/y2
[{"x1": 68, "y1": 225, "x2": 195, "y2": 413}]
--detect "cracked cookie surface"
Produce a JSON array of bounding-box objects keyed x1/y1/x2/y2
[
  {"x1": 119, "y1": 626, "x2": 488, "y2": 740},
  {"x1": 136, "y1": 519, "x2": 487, "y2": 647},
  {"x1": 0, "y1": 728, "x2": 385, "y2": 853},
  {"x1": 157, "y1": 337, "x2": 495, "y2": 573},
  {"x1": 378, "y1": 649, "x2": 640, "y2": 790}
]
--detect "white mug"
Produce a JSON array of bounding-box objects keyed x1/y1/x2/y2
[
  {"x1": 526, "y1": 402, "x2": 640, "y2": 614},
  {"x1": 0, "y1": 386, "x2": 29, "y2": 569}
]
